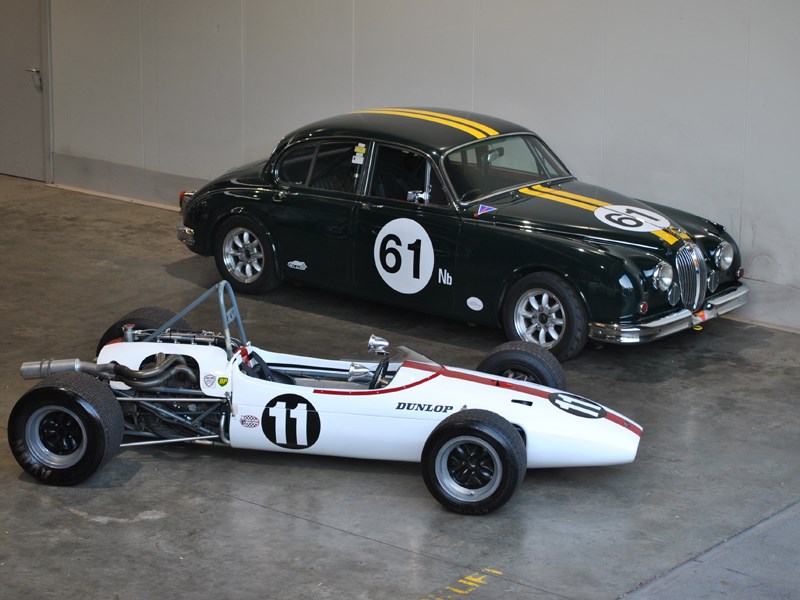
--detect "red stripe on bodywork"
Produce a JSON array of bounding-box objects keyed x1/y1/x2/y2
[{"x1": 604, "y1": 412, "x2": 643, "y2": 437}]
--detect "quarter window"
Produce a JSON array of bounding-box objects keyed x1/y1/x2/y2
[{"x1": 277, "y1": 141, "x2": 365, "y2": 194}]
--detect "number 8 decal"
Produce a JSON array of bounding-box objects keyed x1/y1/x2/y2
[{"x1": 373, "y1": 218, "x2": 435, "y2": 294}]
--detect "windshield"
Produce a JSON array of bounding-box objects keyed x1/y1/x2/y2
[{"x1": 443, "y1": 134, "x2": 571, "y2": 203}]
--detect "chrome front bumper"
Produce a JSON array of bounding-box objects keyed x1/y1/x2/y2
[{"x1": 588, "y1": 283, "x2": 750, "y2": 345}]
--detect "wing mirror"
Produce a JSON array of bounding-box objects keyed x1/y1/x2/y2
[
  {"x1": 368, "y1": 334, "x2": 390, "y2": 355},
  {"x1": 348, "y1": 363, "x2": 373, "y2": 382}
]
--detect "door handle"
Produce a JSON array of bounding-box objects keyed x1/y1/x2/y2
[{"x1": 26, "y1": 67, "x2": 43, "y2": 90}]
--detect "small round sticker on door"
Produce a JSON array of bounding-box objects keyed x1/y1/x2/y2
[
  {"x1": 594, "y1": 205, "x2": 670, "y2": 233},
  {"x1": 373, "y1": 218, "x2": 435, "y2": 294}
]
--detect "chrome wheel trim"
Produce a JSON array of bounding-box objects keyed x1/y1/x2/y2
[
  {"x1": 25, "y1": 406, "x2": 87, "y2": 469},
  {"x1": 222, "y1": 227, "x2": 265, "y2": 284},
  {"x1": 513, "y1": 287, "x2": 565, "y2": 348},
  {"x1": 435, "y1": 435, "x2": 502, "y2": 503}
]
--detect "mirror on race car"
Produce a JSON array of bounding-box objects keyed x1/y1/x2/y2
[
  {"x1": 348, "y1": 363, "x2": 373, "y2": 382},
  {"x1": 368, "y1": 335, "x2": 390, "y2": 355}
]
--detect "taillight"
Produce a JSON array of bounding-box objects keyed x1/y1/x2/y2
[{"x1": 179, "y1": 190, "x2": 194, "y2": 210}]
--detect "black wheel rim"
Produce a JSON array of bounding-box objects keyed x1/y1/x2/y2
[
  {"x1": 25, "y1": 406, "x2": 87, "y2": 469},
  {"x1": 435, "y1": 435, "x2": 502, "y2": 502}
]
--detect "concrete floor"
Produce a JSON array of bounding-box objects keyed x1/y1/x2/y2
[{"x1": 1, "y1": 174, "x2": 798, "y2": 599}]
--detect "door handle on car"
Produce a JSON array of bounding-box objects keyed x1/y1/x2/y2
[{"x1": 361, "y1": 202, "x2": 384, "y2": 210}]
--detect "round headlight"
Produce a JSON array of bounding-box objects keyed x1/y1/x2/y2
[
  {"x1": 652, "y1": 261, "x2": 673, "y2": 291},
  {"x1": 714, "y1": 241, "x2": 734, "y2": 271}
]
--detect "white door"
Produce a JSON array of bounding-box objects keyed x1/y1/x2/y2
[{"x1": 0, "y1": 0, "x2": 48, "y2": 181}]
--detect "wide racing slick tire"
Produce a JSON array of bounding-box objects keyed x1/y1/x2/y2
[
  {"x1": 96, "y1": 306, "x2": 193, "y2": 356},
  {"x1": 502, "y1": 272, "x2": 588, "y2": 361},
  {"x1": 214, "y1": 216, "x2": 280, "y2": 294},
  {"x1": 476, "y1": 341, "x2": 566, "y2": 390},
  {"x1": 421, "y1": 409, "x2": 526, "y2": 515},
  {"x1": 8, "y1": 372, "x2": 124, "y2": 486}
]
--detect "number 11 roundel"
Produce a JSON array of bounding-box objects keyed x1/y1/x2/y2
[{"x1": 262, "y1": 394, "x2": 321, "y2": 449}]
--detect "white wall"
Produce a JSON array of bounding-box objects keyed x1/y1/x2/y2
[{"x1": 49, "y1": 0, "x2": 800, "y2": 330}]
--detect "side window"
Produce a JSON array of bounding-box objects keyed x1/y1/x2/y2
[
  {"x1": 277, "y1": 143, "x2": 316, "y2": 186},
  {"x1": 370, "y1": 145, "x2": 448, "y2": 206},
  {"x1": 308, "y1": 142, "x2": 364, "y2": 194}
]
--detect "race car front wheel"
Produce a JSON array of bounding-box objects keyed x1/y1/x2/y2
[
  {"x1": 8, "y1": 372, "x2": 124, "y2": 486},
  {"x1": 421, "y1": 409, "x2": 526, "y2": 515},
  {"x1": 477, "y1": 341, "x2": 566, "y2": 389}
]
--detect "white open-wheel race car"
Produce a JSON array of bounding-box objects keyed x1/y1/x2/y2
[{"x1": 8, "y1": 283, "x2": 642, "y2": 515}]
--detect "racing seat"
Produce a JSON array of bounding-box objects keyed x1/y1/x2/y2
[{"x1": 241, "y1": 351, "x2": 295, "y2": 385}]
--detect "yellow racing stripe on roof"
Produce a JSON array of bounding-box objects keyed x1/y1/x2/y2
[
  {"x1": 356, "y1": 109, "x2": 494, "y2": 139},
  {"x1": 386, "y1": 108, "x2": 500, "y2": 137}
]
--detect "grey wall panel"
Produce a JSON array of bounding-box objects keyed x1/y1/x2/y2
[
  {"x1": 243, "y1": 0, "x2": 355, "y2": 161},
  {"x1": 353, "y1": 0, "x2": 474, "y2": 109},
  {"x1": 51, "y1": 0, "x2": 143, "y2": 167}
]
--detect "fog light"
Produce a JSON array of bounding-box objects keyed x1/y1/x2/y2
[{"x1": 707, "y1": 271, "x2": 719, "y2": 293}]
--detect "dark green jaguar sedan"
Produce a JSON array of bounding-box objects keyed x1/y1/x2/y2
[{"x1": 177, "y1": 108, "x2": 748, "y2": 359}]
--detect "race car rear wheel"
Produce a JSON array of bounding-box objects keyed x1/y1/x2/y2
[
  {"x1": 214, "y1": 216, "x2": 280, "y2": 294},
  {"x1": 421, "y1": 409, "x2": 526, "y2": 515},
  {"x1": 96, "y1": 306, "x2": 193, "y2": 356},
  {"x1": 476, "y1": 341, "x2": 566, "y2": 389},
  {"x1": 502, "y1": 272, "x2": 588, "y2": 361},
  {"x1": 8, "y1": 372, "x2": 124, "y2": 486}
]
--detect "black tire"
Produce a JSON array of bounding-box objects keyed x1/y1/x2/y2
[
  {"x1": 421, "y1": 409, "x2": 526, "y2": 515},
  {"x1": 502, "y1": 272, "x2": 588, "y2": 361},
  {"x1": 476, "y1": 341, "x2": 566, "y2": 389},
  {"x1": 214, "y1": 216, "x2": 280, "y2": 294},
  {"x1": 96, "y1": 306, "x2": 192, "y2": 356},
  {"x1": 8, "y1": 372, "x2": 124, "y2": 486}
]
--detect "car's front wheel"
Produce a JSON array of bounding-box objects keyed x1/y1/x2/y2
[
  {"x1": 421, "y1": 409, "x2": 526, "y2": 515},
  {"x1": 7, "y1": 372, "x2": 124, "y2": 486},
  {"x1": 502, "y1": 272, "x2": 588, "y2": 361},
  {"x1": 214, "y1": 216, "x2": 280, "y2": 294}
]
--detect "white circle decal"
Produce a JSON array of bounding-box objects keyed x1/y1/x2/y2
[
  {"x1": 373, "y1": 218, "x2": 434, "y2": 294},
  {"x1": 593, "y1": 205, "x2": 670, "y2": 232},
  {"x1": 467, "y1": 297, "x2": 484, "y2": 311}
]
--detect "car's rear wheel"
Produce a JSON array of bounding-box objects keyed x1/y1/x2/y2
[
  {"x1": 96, "y1": 307, "x2": 192, "y2": 356},
  {"x1": 214, "y1": 216, "x2": 280, "y2": 294},
  {"x1": 502, "y1": 272, "x2": 588, "y2": 361},
  {"x1": 477, "y1": 341, "x2": 566, "y2": 389},
  {"x1": 421, "y1": 409, "x2": 526, "y2": 515},
  {"x1": 8, "y1": 372, "x2": 124, "y2": 486}
]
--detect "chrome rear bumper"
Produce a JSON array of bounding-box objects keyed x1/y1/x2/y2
[{"x1": 588, "y1": 283, "x2": 750, "y2": 345}]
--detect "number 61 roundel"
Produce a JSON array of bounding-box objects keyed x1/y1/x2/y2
[
  {"x1": 373, "y1": 218, "x2": 435, "y2": 294},
  {"x1": 262, "y1": 394, "x2": 321, "y2": 449}
]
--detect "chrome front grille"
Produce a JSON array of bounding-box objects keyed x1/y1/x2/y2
[{"x1": 675, "y1": 242, "x2": 707, "y2": 312}]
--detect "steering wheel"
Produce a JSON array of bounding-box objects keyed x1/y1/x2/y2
[{"x1": 369, "y1": 357, "x2": 390, "y2": 390}]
